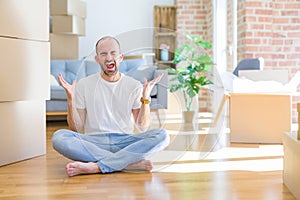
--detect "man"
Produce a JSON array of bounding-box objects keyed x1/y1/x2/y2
[{"x1": 52, "y1": 36, "x2": 169, "y2": 177}]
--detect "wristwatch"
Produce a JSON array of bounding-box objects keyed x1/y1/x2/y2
[{"x1": 140, "y1": 97, "x2": 151, "y2": 104}]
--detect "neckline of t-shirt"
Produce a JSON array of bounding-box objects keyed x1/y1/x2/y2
[{"x1": 99, "y1": 73, "x2": 123, "y2": 85}]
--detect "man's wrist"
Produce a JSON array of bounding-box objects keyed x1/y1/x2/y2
[{"x1": 140, "y1": 97, "x2": 151, "y2": 104}]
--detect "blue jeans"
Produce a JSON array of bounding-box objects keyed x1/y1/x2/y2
[{"x1": 52, "y1": 128, "x2": 170, "y2": 173}]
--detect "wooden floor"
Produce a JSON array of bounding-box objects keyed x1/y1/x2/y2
[{"x1": 0, "y1": 120, "x2": 296, "y2": 200}]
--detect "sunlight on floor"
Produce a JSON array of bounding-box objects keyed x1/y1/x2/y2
[
  {"x1": 155, "y1": 158, "x2": 283, "y2": 173},
  {"x1": 150, "y1": 145, "x2": 284, "y2": 173},
  {"x1": 149, "y1": 109, "x2": 285, "y2": 174}
]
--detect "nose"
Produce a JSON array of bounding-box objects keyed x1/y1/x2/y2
[{"x1": 106, "y1": 54, "x2": 113, "y2": 61}]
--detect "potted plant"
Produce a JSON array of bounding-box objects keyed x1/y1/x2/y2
[{"x1": 167, "y1": 34, "x2": 214, "y2": 123}]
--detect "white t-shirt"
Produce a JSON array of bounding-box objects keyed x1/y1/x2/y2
[{"x1": 75, "y1": 73, "x2": 143, "y2": 134}]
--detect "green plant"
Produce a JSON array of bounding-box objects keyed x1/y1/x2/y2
[{"x1": 167, "y1": 34, "x2": 214, "y2": 111}]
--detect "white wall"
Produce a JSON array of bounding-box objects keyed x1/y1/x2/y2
[{"x1": 79, "y1": 0, "x2": 175, "y2": 58}]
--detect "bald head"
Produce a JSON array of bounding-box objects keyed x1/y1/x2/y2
[{"x1": 95, "y1": 36, "x2": 121, "y2": 55}]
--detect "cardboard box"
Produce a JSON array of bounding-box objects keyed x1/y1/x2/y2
[
  {"x1": 0, "y1": 37, "x2": 50, "y2": 102},
  {"x1": 230, "y1": 93, "x2": 291, "y2": 143},
  {"x1": 0, "y1": 0, "x2": 49, "y2": 41},
  {"x1": 50, "y1": 0, "x2": 87, "y2": 18},
  {"x1": 50, "y1": 33, "x2": 79, "y2": 59},
  {"x1": 283, "y1": 132, "x2": 300, "y2": 199},
  {"x1": 227, "y1": 70, "x2": 299, "y2": 143},
  {"x1": 52, "y1": 15, "x2": 85, "y2": 35},
  {"x1": 0, "y1": 100, "x2": 46, "y2": 166}
]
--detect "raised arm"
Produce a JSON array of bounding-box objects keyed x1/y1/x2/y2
[
  {"x1": 133, "y1": 73, "x2": 164, "y2": 131},
  {"x1": 58, "y1": 73, "x2": 86, "y2": 132}
]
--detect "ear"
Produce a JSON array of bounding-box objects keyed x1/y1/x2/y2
[
  {"x1": 119, "y1": 53, "x2": 124, "y2": 62},
  {"x1": 95, "y1": 55, "x2": 99, "y2": 63}
]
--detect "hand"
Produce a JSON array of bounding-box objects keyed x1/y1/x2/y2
[
  {"x1": 58, "y1": 73, "x2": 76, "y2": 99},
  {"x1": 142, "y1": 73, "x2": 164, "y2": 99}
]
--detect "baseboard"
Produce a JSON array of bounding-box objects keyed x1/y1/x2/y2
[{"x1": 46, "y1": 111, "x2": 67, "y2": 121}]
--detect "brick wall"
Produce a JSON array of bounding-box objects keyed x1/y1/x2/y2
[
  {"x1": 237, "y1": 0, "x2": 300, "y2": 122},
  {"x1": 237, "y1": 0, "x2": 299, "y2": 68},
  {"x1": 176, "y1": 0, "x2": 212, "y2": 47},
  {"x1": 273, "y1": 0, "x2": 300, "y2": 122},
  {"x1": 176, "y1": 0, "x2": 300, "y2": 122}
]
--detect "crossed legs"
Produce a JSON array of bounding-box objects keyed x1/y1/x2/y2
[{"x1": 52, "y1": 128, "x2": 169, "y2": 176}]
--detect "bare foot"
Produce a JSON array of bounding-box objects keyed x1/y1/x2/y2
[
  {"x1": 65, "y1": 161, "x2": 101, "y2": 177},
  {"x1": 124, "y1": 160, "x2": 153, "y2": 172}
]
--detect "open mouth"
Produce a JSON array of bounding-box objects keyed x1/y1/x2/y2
[{"x1": 106, "y1": 62, "x2": 115, "y2": 70}]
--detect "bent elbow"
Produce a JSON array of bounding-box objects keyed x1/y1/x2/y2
[{"x1": 136, "y1": 122, "x2": 149, "y2": 132}]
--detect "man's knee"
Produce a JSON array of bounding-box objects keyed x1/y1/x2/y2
[
  {"x1": 52, "y1": 129, "x2": 71, "y2": 151},
  {"x1": 153, "y1": 128, "x2": 170, "y2": 147}
]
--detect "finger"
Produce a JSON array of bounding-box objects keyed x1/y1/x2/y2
[
  {"x1": 155, "y1": 73, "x2": 164, "y2": 81},
  {"x1": 59, "y1": 76, "x2": 67, "y2": 86},
  {"x1": 58, "y1": 74, "x2": 64, "y2": 85},
  {"x1": 61, "y1": 76, "x2": 69, "y2": 85},
  {"x1": 58, "y1": 74, "x2": 70, "y2": 89},
  {"x1": 151, "y1": 73, "x2": 163, "y2": 84},
  {"x1": 158, "y1": 73, "x2": 164, "y2": 79},
  {"x1": 58, "y1": 73, "x2": 65, "y2": 82},
  {"x1": 143, "y1": 78, "x2": 148, "y2": 86},
  {"x1": 72, "y1": 80, "x2": 77, "y2": 86}
]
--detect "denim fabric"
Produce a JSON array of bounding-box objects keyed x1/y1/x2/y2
[{"x1": 52, "y1": 128, "x2": 170, "y2": 173}]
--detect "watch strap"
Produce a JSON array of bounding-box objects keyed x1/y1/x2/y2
[{"x1": 140, "y1": 97, "x2": 151, "y2": 104}]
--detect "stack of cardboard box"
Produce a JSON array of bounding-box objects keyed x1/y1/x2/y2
[
  {"x1": 50, "y1": 0, "x2": 87, "y2": 59},
  {"x1": 0, "y1": 0, "x2": 50, "y2": 166}
]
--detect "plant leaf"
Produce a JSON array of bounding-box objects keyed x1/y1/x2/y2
[
  {"x1": 166, "y1": 67, "x2": 176, "y2": 74},
  {"x1": 172, "y1": 44, "x2": 192, "y2": 64}
]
